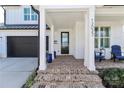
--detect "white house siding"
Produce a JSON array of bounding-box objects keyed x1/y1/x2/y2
[
  {"x1": 74, "y1": 21, "x2": 85, "y2": 59},
  {"x1": 54, "y1": 29, "x2": 74, "y2": 55},
  {"x1": 71, "y1": 26, "x2": 76, "y2": 57},
  {"x1": 0, "y1": 37, "x2": 4, "y2": 57},
  {"x1": 5, "y1": 5, "x2": 38, "y2": 25},
  {"x1": 0, "y1": 30, "x2": 38, "y2": 58},
  {"x1": 96, "y1": 21, "x2": 124, "y2": 59},
  {"x1": 53, "y1": 21, "x2": 85, "y2": 59}
]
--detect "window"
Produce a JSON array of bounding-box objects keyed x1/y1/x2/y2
[
  {"x1": 31, "y1": 10, "x2": 37, "y2": 20},
  {"x1": 95, "y1": 27, "x2": 110, "y2": 48},
  {"x1": 24, "y1": 8, "x2": 30, "y2": 21},
  {"x1": 24, "y1": 8, "x2": 37, "y2": 21}
]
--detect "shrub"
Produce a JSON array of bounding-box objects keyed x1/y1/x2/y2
[{"x1": 99, "y1": 68, "x2": 124, "y2": 88}]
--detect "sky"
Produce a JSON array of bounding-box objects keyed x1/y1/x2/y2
[{"x1": 0, "y1": 7, "x2": 4, "y2": 23}]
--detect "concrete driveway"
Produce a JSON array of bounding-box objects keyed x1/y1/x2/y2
[{"x1": 0, "y1": 58, "x2": 38, "y2": 88}]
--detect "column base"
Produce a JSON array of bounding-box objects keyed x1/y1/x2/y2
[
  {"x1": 84, "y1": 60, "x2": 88, "y2": 67},
  {"x1": 87, "y1": 65, "x2": 96, "y2": 71},
  {"x1": 52, "y1": 52, "x2": 54, "y2": 60},
  {"x1": 39, "y1": 65, "x2": 47, "y2": 70}
]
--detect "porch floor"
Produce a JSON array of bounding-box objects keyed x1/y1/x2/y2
[
  {"x1": 32, "y1": 56, "x2": 104, "y2": 88},
  {"x1": 96, "y1": 60, "x2": 124, "y2": 69}
]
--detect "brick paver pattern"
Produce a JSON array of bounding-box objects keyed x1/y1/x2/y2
[{"x1": 32, "y1": 56, "x2": 104, "y2": 88}]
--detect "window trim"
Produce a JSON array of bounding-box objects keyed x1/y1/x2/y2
[{"x1": 95, "y1": 26, "x2": 111, "y2": 49}]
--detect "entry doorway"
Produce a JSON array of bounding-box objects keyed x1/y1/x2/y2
[{"x1": 61, "y1": 32, "x2": 69, "y2": 54}]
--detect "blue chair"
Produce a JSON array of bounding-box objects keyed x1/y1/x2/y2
[
  {"x1": 111, "y1": 45, "x2": 124, "y2": 62},
  {"x1": 95, "y1": 49, "x2": 105, "y2": 62}
]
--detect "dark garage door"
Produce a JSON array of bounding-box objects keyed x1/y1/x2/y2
[{"x1": 7, "y1": 36, "x2": 39, "y2": 57}]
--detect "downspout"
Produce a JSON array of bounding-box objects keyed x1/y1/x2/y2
[
  {"x1": 1, "y1": 6, "x2": 6, "y2": 26},
  {"x1": 31, "y1": 5, "x2": 40, "y2": 71}
]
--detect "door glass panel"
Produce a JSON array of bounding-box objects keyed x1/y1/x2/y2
[{"x1": 61, "y1": 32, "x2": 69, "y2": 54}]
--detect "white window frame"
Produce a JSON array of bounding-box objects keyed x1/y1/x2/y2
[
  {"x1": 24, "y1": 8, "x2": 38, "y2": 21},
  {"x1": 95, "y1": 26, "x2": 111, "y2": 49}
]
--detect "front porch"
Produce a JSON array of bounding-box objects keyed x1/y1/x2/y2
[
  {"x1": 36, "y1": 5, "x2": 96, "y2": 71},
  {"x1": 39, "y1": 56, "x2": 90, "y2": 74},
  {"x1": 32, "y1": 56, "x2": 104, "y2": 88},
  {"x1": 33, "y1": 5, "x2": 124, "y2": 72}
]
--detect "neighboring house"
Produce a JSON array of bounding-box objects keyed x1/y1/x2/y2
[
  {"x1": 0, "y1": 5, "x2": 50, "y2": 58},
  {"x1": 1, "y1": 5, "x2": 124, "y2": 71}
]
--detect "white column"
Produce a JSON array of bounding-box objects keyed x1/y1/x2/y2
[
  {"x1": 39, "y1": 7, "x2": 47, "y2": 70},
  {"x1": 50, "y1": 25, "x2": 54, "y2": 60},
  {"x1": 84, "y1": 6, "x2": 95, "y2": 71},
  {"x1": 84, "y1": 14, "x2": 89, "y2": 67},
  {"x1": 88, "y1": 6, "x2": 95, "y2": 71},
  {"x1": 0, "y1": 34, "x2": 7, "y2": 58},
  {"x1": 2, "y1": 36, "x2": 7, "y2": 57}
]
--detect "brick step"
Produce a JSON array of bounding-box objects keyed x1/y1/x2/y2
[
  {"x1": 32, "y1": 81, "x2": 104, "y2": 88},
  {"x1": 32, "y1": 56, "x2": 104, "y2": 88},
  {"x1": 50, "y1": 61, "x2": 83, "y2": 65},
  {"x1": 48, "y1": 65, "x2": 85, "y2": 68},
  {"x1": 48, "y1": 66, "x2": 87, "y2": 69},
  {"x1": 35, "y1": 74, "x2": 102, "y2": 82},
  {"x1": 37, "y1": 68, "x2": 90, "y2": 74}
]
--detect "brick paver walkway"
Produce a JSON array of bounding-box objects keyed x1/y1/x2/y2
[{"x1": 32, "y1": 56, "x2": 104, "y2": 88}]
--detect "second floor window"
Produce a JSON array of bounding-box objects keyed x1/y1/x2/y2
[
  {"x1": 31, "y1": 10, "x2": 37, "y2": 21},
  {"x1": 95, "y1": 27, "x2": 110, "y2": 48},
  {"x1": 24, "y1": 8, "x2": 37, "y2": 21},
  {"x1": 24, "y1": 8, "x2": 30, "y2": 21}
]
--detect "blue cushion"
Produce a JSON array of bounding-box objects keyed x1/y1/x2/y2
[{"x1": 116, "y1": 56, "x2": 124, "y2": 60}]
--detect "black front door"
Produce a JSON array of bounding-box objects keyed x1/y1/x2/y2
[{"x1": 61, "y1": 32, "x2": 69, "y2": 54}]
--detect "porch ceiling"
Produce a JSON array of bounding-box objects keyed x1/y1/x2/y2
[
  {"x1": 46, "y1": 12, "x2": 85, "y2": 30},
  {"x1": 96, "y1": 6, "x2": 124, "y2": 22}
]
